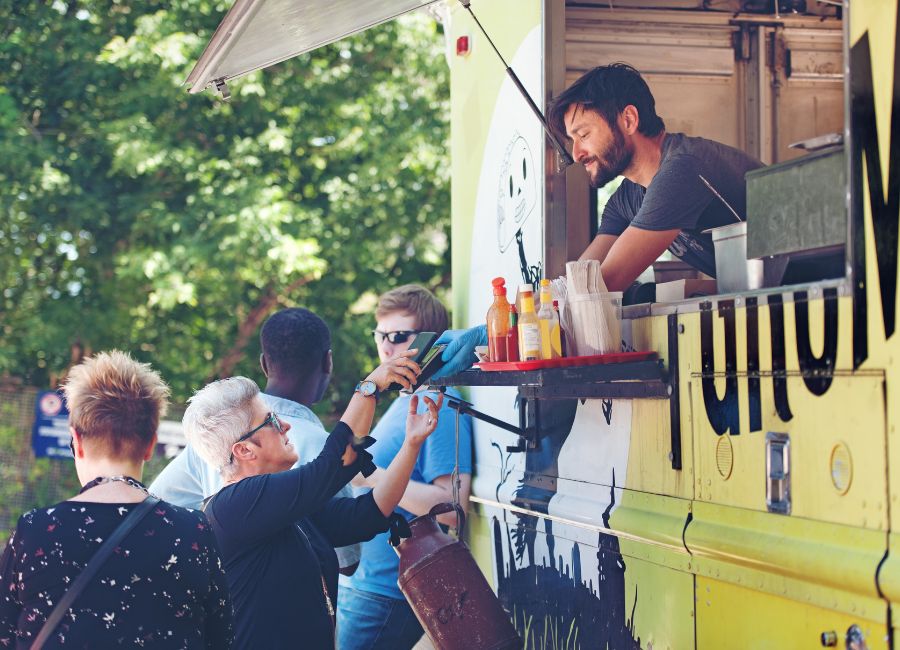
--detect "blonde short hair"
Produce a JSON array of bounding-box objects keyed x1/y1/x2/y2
[
  {"x1": 376, "y1": 284, "x2": 449, "y2": 333},
  {"x1": 63, "y1": 350, "x2": 169, "y2": 460},
  {"x1": 182, "y1": 376, "x2": 259, "y2": 477}
]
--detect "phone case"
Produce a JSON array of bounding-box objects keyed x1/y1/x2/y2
[
  {"x1": 402, "y1": 344, "x2": 448, "y2": 393},
  {"x1": 387, "y1": 332, "x2": 437, "y2": 391}
]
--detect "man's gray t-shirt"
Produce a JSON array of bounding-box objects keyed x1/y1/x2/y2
[{"x1": 598, "y1": 133, "x2": 763, "y2": 277}]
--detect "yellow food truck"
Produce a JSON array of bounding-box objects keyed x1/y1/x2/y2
[{"x1": 188, "y1": 0, "x2": 897, "y2": 646}]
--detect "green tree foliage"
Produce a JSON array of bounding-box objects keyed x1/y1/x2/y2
[{"x1": 0, "y1": 0, "x2": 450, "y2": 414}]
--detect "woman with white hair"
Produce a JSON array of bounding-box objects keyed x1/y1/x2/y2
[
  {"x1": 0, "y1": 351, "x2": 232, "y2": 649},
  {"x1": 183, "y1": 351, "x2": 439, "y2": 650}
]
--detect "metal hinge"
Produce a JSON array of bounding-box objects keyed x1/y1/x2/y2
[{"x1": 213, "y1": 78, "x2": 230, "y2": 101}]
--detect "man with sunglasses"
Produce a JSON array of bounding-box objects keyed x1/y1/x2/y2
[
  {"x1": 338, "y1": 285, "x2": 474, "y2": 650},
  {"x1": 151, "y1": 308, "x2": 364, "y2": 574}
]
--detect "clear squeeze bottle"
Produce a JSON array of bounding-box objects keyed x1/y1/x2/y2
[
  {"x1": 538, "y1": 279, "x2": 562, "y2": 359},
  {"x1": 517, "y1": 285, "x2": 541, "y2": 361},
  {"x1": 486, "y1": 277, "x2": 510, "y2": 362}
]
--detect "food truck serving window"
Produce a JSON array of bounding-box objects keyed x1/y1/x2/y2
[{"x1": 186, "y1": 0, "x2": 440, "y2": 94}]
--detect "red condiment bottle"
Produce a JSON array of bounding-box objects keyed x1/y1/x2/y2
[
  {"x1": 506, "y1": 305, "x2": 519, "y2": 362},
  {"x1": 553, "y1": 300, "x2": 567, "y2": 357},
  {"x1": 486, "y1": 277, "x2": 510, "y2": 362}
]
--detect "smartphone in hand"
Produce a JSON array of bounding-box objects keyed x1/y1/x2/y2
[
  {"x1": 401, "y1": 343, "x2": 448, "y2": 394},
  {"x1": 386, "y1": 332, "x2": 437, "y2": 391}
]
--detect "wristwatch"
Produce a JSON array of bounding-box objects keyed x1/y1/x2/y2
[{"x1": 355, "y1": 380, "x2": 380, "y2": 402}]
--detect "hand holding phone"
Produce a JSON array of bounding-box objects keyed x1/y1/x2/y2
[
  {"x1": 401, "y1": 343, "x2": 448, "y2": 393},
  {"x1": 386, "y1": 332, "x2": 437, "y2": 391}
]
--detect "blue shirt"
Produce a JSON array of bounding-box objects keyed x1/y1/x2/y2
[
  {"x1": 150, "y1": 392, "x2": 361, "y2": 569},
  {"x1": 339, "y1": 388, "x2": 473, "y2": 599}
]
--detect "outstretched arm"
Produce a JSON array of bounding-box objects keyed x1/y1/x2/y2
[
  {"x1": 578, "y1": 233, "x2": 618, "y2": 264},
  {"x1": 371, "y1": 393, "x2": 443, "y2": 517},
  {"x1": 430, "y1": 326, "x2": 487, "y2": 379},
  {"x1": 340, "y1": 350, "x2": 421, "y2": 446},
  {"x1": 598, "y1": 226, "x2": 679, "y2": 291}
]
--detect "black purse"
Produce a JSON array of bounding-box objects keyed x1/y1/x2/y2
[{"x1": 31, "y1": 496, "x2": 160, "y2": 650}]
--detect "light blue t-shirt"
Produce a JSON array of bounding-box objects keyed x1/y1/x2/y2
[
  {"x1": 339, "y1": 388, "x2": 473, "y2": 600},
  {"x1": 149, "y1": 392, "x2": 361, "y2": 568}
]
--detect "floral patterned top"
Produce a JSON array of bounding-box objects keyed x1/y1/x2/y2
[{"x1": 0, "y1": 499, "x2": 232, "y2": 649}]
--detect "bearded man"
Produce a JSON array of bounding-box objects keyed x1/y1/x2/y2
[
  {"x1": 431, "y1": 63, "x2": 765, "y2": 378},
  {"x1": 548, "y1": 62, "x2": 763, "y2": 291}
]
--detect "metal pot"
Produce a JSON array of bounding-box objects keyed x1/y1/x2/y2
[{"x1": 706, "y1": 221, "x2": 764, "y2": 293}]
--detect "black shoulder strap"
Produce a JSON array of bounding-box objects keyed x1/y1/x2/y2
[{"x1": 31, "y1": 496, "x2": 160, "y2": 650}]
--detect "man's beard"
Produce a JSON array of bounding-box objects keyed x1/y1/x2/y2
[{"x1": 586, "y1": 124, "x2": 632, "y2": 189}]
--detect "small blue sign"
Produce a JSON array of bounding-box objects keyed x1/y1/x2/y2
[{"x1": 32, "y1": 390, "x2": 72, "y2": 460}]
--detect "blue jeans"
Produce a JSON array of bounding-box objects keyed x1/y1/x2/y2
[{"x1": 337, "y1": 586, "x2": 424, "y2": 650}]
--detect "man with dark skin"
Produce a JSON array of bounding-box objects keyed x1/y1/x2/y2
[{"x1": 151, "y1": 307, "x2": 364, "y2": 574}]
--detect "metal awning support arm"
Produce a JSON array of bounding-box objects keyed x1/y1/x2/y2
[
  {"x1": 438, "y1": 391, "x2": 524, "y2": 437},
  {"x1": 434, "y1": 388, "x2": 539, "y2": 454},
  {"x1": 458, "y1": 0, "x2": 574, "y2": 170}
]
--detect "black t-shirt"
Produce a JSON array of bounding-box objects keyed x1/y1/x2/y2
[
  {"x1": 204, "y1": 422, "x2": 390, "y2": 650},
  {"x1": 598, "y1": 133, "x2": 764, "y2": 277},
  {"x1": 0, "y1": 499, "x2": 232, "y2": 649}
]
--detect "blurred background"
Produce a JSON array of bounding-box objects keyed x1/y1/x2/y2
[{"x1": 0, "y1": 0, "x2": 451, "y2": 537}]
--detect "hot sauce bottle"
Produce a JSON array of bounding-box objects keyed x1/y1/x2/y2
[
  {"x1": 553, "y1": 300, "x2": 567, "y2": 357},
  {"x1": 486, "y1": 277, "x2": 510, "y2": 362},
  {"x1": 506, "y1": 305, "x2": 519, "y2": 362}
]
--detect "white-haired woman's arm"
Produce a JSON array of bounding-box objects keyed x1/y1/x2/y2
[
  {"x1": 338, "y1": 350, "x2": 421, "y2": 451},
  {"x1": 370, "y1": 392, "x2": 442, "y2": 517}
]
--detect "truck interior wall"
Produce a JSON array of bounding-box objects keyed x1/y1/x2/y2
[{"x1": 555, "y1": 4, "x2": 843, "y2": 261}]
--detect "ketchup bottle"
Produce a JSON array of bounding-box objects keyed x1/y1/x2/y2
[{"x1": 486, "y1": 277, "x2": 510, "y2": 362}]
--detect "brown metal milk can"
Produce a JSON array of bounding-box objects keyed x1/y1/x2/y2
[{"x1": 395, "y1": 503, "x2": 520, "y2": 650}]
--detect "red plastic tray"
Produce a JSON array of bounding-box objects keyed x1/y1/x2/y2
[{"x1": 475, "y1": 350, "x2": 657, "y2": 372}]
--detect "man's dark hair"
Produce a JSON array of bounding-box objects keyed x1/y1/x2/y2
[
  {"x1": 549, "y1": 63, "x2": 665, "y2": 139},
  {"x1": 260, "y1": 308, "x2": 331, "y2": 376}
]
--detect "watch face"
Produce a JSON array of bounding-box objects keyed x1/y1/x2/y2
[{"x1": 360, "y1": 381, "x2": 376, "y2": 396}]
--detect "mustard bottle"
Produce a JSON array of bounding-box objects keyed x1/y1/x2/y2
[
  {"x1": 537, "y1": 279, "x2": 562, "y2": 359},
  {"x1": 517, "y1": 285, "x2": 541, "y2": 361}
]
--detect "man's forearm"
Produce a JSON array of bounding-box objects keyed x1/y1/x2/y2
[{"x1": 579, "y1": 233, "x2": 617, "y2": 263}]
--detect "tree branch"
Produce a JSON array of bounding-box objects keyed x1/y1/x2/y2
[{"x1": 208, "y1": 274, "x2": 315, "y2": 381}]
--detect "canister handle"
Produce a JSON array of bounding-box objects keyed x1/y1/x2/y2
[{"x1": 429, "y1": 502, "x2": 466, "y2": 536}]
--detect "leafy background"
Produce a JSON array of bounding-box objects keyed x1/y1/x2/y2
[
  {"x1": 0, "y1": 0, "x2": 450, "y2": 408},
  {"x1": 0, "y1": 0, "x2": 450, "y2": 525}
]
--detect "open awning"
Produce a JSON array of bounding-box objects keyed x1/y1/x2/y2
[{"x1": 185, "y1": 0, "x2": 442, "y2": 95}]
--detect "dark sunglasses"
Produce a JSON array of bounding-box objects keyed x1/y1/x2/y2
[
  {"x1": 372, "y1": 329, "x2": 418, "y2": 345},
  {"x1": 229, "y1": 412, "x2": 285, "y2": 464}
]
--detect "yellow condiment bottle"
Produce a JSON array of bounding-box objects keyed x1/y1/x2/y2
[
  {"x1": 537, "y1": 279, "x2": 562, "y2": 359},
  {"x1": 517, "y1": 285, "x2": 542, "y2": 361}
]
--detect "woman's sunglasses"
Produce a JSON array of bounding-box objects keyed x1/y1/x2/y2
[
  {"x1": 229, "y1": 412, "x2": 285, "y2": 464},
  {"x1": 372, "y1": 329, "x2": 418, "y2": 345}
]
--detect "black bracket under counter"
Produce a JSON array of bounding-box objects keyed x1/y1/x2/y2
[
  {"x1": 428, "y1": 351, "x2": 682, "y2": 469},
  {"x1": 428, "y1": 356, "x2": 668, "y2": 399}
]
